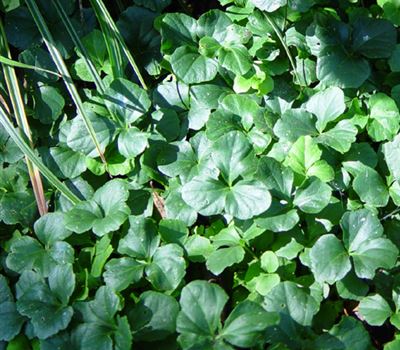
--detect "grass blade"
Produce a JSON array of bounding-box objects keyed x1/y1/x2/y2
[
  {"x1": 52, "y1": 0, "x2": 123, "y2": 127},
  {"x1": 52, "y1": 0, "x2": 105, "y2": 93},
  {"x1": 89, "y1": 0, "x2": 148, "y2": 90},
  {"x1": 88, "y1": 0, "x2": 125, "y2": 80},
  {"x1": 0, "y1": 19, "x2": 48, "y2": 216},
  {"x1": 25, "y1": 0, "x2": 107, "y2": 165},
  {"x1": 0, "y1": 105, "x2": 80, "y2": 205},
  {"x1": 0, "y1": 55, "x2": 61, "y2": 77}
]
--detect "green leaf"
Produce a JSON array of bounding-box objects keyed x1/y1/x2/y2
[
  {"x1": 294, "y1": 57, "x2": 317, "y2": 86},
  {"x1": 225, "y1": 179, "x2": 271, "y2": 219},
  {"x1": 4, "y1": 7, "x2": 41, "y2": 50},
  {"x1": 0, "y1": 191, "x2": 37, "y2": 226},
  {"x1": 315, "y1": 316, "x2": 372, "y2": 349},
  {"x1": 129, "y1": 291, "x2": 179, "y2": 341},
  {"x1": 307, "y1": 160, "x2": 335, "y2": 182},
  {"x1": 206, "y1": 110, "x2": 243, "y2": 140},
  {"x1": 164, "y1": 179, "x2": 197, "y2": 226},
  {"x1": 285, "y1": 135, "x2": 322, "y2": 176},
  {"x1": 41, "y1": 147, "x2": 87, "y2": 179},
  {"x1": 33, "y1": 85, "x2": 65, "y2": 124},
  {"x1": 310, "y1": 234, "x2": 351, "y2": 284},
  {"x1": 220, "y1": 94, "x2": 261, "y2": 131},
  {"x1": 65, "y1": 179, "x2": 130, "y2": 236},
  {"x1": 182, "y1": 176, "x2": 227, "y2": 217},
  {"x1": 74, "y1": 286, "x2": 129, "y2": 350},
  {"x1": 0, "y1": 0, "x2": 21, "y2": 12},
  {"x1": 359, "y1": 294, "x2": 392, "y2": 326},
  {"x1": 6, "y1": 231, "x2": 73, "y2": 277},
  {"x1": 160, "y1": 13, "x2": 197, "y2": 52},
  {"x1": 218, "y1": 44, "x2": 253, "y2": 75},
  {"x1": 185, "y1": 235, "x2": 213, "y2": 262},
  {"x1": 66, "y1": 106, "x2": 115, "y2": 158},
  {"x1": 388, "y1": 44, "x2": 400, "y2": 72},
  {"x1": 367, "y1": 93, "x2": 400, "y2": 142},
  {"x1": 0, "y1": 301, "x2": 25, "y2": 341},
  {"x1": 275, "y1": 238, "x2": 304, "y2": 260},
  {"x1": 263, "y1": 281, "x2": 319, "y2": 326},
  {"x1": 341, "y1": 209, "x2": 398, "y2": 279},
  {"x1": 48, "y1": 264, "x2": 75, "y2": 306},
  {"x1": 351, "y1": 17, "x2": 396, "y2": 59},
  {"x1": 104, "y1": 78, "x2": 151, "y2": 124},
  {"x1": 305, "y1": 87, "x2": 346, "y2": 132},
  {"x1": 6, "y1": 236, "x2": 44, "y2": 274},
  {"x1": 257, "y1": 157, "x2": 294, "y2": 199},
  {"x1": 16, "y1": 270, "x2": 74, "y2": 339},
  {"x1": 221, "y1": 301, "x2": 279, "y2": 348},
  {"x1": 317, "y1": 120, "x2": 358, "y2": 154},
  {"x1": 350, "y1": 164, "x2": 389, "y2": 207},
  {"x1": 118, "y1": 217, "x2": 159, "y2": 260},
  {"x1": 117, "y1": 6, "x2": 162, "y2": 76},
  {"x1": 260, "y1": 251, "x2": 280, "y2": 273},
  {"x1": 255, "y1": 209, "x2": 299, "y2": 233},
  {"x1": 336, "y1": 271, "x2": 369, "y2": 301},
  {"x1": 34, "y1": 212, "x2": 71, "y2": 245},
  {"x1": 383, "y1": 134, "x2": 400, "y2": 180},
  {"x1": 73, "y1": 29, "x2": 109, "y2": 78},
  {"x1": 159, "y1": 219, "x2": 189, "y2": 245},
  {"x1": 250, "y1": 0, "x2": 286, "y2": 12},
  {"x1": 158, "y1": 139, "x2": 216, "y2": 184},
  {"x1": 145, "y1": 244, "x2": 186, "y2": 291},
  {"x1": 293, "y1": 178, "x2": 332, "y2": 214},
  {"x1": 177, "y1": 280, "x2": 228, "y2": 338},
  {"x1": 206, "y1": 246, "x2": 245, "y2": 275},
  {"x1": 19, "y1": 46, "x2": 58, "y2": 83},
  {"x1": 183, "y1": 174, "x2": 271, "y2": 220},
  {"x1": 171, "y1": 45, "x2": 218, "y2": 84},
  {"x1": 197, "y1": 10, "x2": 232, "y2": 43},
  {"x1": 103, "y1": 258, "x2": 144, "y2": 292},
  {"x1": 378, "y1": 0, "x2": 400, "y2": 26},
  {"x1": 273, "y1": 109, "x2": 317, "y2": 143},
  {"x1": 118, "y1": 127, "x2": 148, "y2": 159},
  {"x1": 0, "y1": 276, "x2": 25, "y2": 342},
  {"x1": 317, "y1": 49, "x2": 370, "y2": 88}
]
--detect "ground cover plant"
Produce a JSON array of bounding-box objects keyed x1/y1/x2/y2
[{"x1": 2, "y1": 0, "x2": 400, "y2": 348}]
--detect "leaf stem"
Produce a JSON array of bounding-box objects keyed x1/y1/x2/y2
[
  {"x1": 264, "y1": 12, "x2": 301, "y2": 85},
  {"x1": 381, "y1": 207, "x2": 400, "y2": 221}
]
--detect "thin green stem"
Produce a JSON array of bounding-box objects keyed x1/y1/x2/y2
[
  {"x1": 0, "y1": 55, "x2": 61, "y2": 77},
  {"x1": 53, "y1": 0, "x2": 123, "y2": 127},
  {"x1": 115, "y1": 0, "x2": 124, "y2": 12},
  {"x1": 90, "y1": 0, "x2": 148, "y2": 90},
  {"x1": 53, "y1": 0, "x2": 105, "y2": 93},
  {"x1": 0, "y1": 105, "x2": 80, "y2": 204},
  {"x1": 381, "y1": 207, "x2": 400, "y2": 221},
  {"x1": 264, "y1": 12, "x2": 301, "y2": 85},
  {"x1": 89, "y1": 0, "x2": 125, "y2": 79},
  {"x1": 25, "y1": 0, "x2": 107, "y2": 165},
  {"x1": 0, "y1": 18, "x2": 48, "y2": 216}
]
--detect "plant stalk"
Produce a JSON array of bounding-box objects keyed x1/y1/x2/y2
[
  {"x1": 25, "y1": 0, "x2": 107, "y2": 165},
  {"x1": 89, "y1": 0, "x2": 148, "y2": 90},
  {"x1": 0, "y1": 104, "x2": 80, "y2": 204},
  {"x1": 0, "y1": 19, "x2": 48, "y2": 216},
  {"x1": 264, "y1": 12, "x2": 301, "y2": 85}
]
